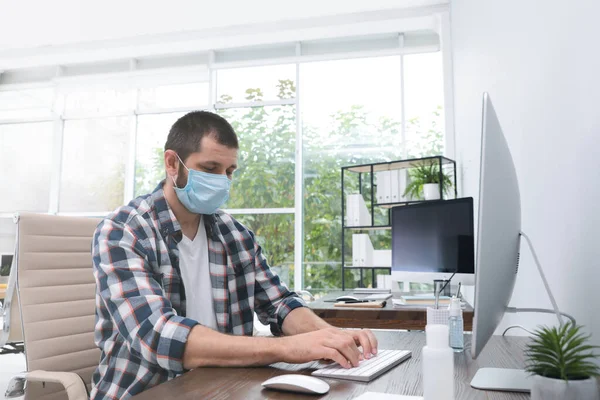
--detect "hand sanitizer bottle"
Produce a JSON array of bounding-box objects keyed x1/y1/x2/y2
[
  {"x1": 448, "y1": 296, "x2": 464, "y2": 352},
  {"x1": 422, "y1": 324, "x2": 454, "y2": 400}
]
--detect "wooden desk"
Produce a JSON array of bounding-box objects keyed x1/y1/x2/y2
[
  {"x1": 132, "y1": 331, "x2": 529, "y2": 400},
  {"x1": 309, "y1": 292, "x2": 474, "y2": 331}
]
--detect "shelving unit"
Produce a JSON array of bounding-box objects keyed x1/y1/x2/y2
[{"x1": 341, "y1": 156, "x2": 457, "y2": 290}]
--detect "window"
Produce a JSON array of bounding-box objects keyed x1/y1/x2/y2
[
  {"x1": 0, "y1": 122, "x2": 53, "y2": 213},
  {"x1": 0, "y1": 36, "x2": 449, "y2": 292},
  {"x1": 404, "y1": 52, "x2": 445, "y2": 157},
  {"x1": 138, "y1": 83, "x2": 209, "y2": 111},
  {"x1": 233, "y1": 213, "x2": 295, "y2": 288},
  {"x1": 215, "y1": 67, "x2": 297, "y2": 290},
  {"x1": 135, "y1": 112, "x2": 185, "y2": 197},
  {"x1": 216, "y1": 65, "x2": 296, "y2": 104},
  {"x1": 59, "y1": 117, "x2": 131, "y2": 212},
  {"x1": 301, "y1": 57, "x2": 404, "y2": 290},
  {"x1": 218, "y1": 105, "x2": 296, "y2": 209},
  {"x1": 62, "y1": 88, "x2": 134, "y2": 118},
  {"x1": 0, "y1": 88, "x2": 54, "y2": 119}
]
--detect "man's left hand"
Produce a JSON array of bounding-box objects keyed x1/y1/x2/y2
[{"x1": 344, "y1": 329, "x2": 378, "y2": 360}]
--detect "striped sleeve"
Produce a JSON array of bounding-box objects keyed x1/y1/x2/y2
[
  {"x1": 251, "y1": 234, "x2": 306, "y2": 336},
  {"x1": 92, "y1": 217, "x2": 198, "y2": 373}
]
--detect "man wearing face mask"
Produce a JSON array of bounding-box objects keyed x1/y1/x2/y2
[{"x1": 90, "y1": 111, "x2": 378, "y2": 399}]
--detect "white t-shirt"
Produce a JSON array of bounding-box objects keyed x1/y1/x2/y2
[{"x1": 177, "y1": 217, "x2": 218, "y2": 330}]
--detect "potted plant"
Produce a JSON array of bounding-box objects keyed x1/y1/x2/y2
[
  {"x1": 403, "y1": 162, "x2": 453, "y2": 201},
  {"x1": 526, "y1": 322, "x2": 600, "y2": 400}
]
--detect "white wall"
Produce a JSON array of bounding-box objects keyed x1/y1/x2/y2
[
  {"x1": 0, "y1": 0, "x2": 443, "y2": 51},
  {"x1": 451, "y1": 0, "x2": 600, "y2": 343}
]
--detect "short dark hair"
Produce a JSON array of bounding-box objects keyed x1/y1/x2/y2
[{"x1": 164, "y1": 111, "x2": 239, "y2": 162}]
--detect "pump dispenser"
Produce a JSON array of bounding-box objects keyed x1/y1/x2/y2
[
  {"x1": 422, "y1": 324, "x2": 454, "y2": 400},
  {"x1": 448, "y1": 296, "x2": 464, "y2": 351}
]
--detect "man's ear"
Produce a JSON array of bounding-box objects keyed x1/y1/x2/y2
[{"x1": 164, "y1": 150, "x2": 180, "y2": 179}]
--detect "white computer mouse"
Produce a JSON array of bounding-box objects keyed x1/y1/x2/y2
[
  {"x1": 262, "y1": 374, "x2": 330, "y2": 394},
  {"x1": 336, "y1": 295, "x2": 359, "y2": 302}
]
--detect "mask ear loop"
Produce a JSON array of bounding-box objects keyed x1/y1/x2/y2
[{"x1": 171, "y1": 153, "x2": 189, "y2": 189}]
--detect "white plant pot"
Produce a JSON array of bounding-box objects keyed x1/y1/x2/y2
[
  {"x1": 531, "y1": 375, "x2": 599, "y2": 400},
  {"x1": 423, "y1": 183, "x2": 441, "y2": 201}
]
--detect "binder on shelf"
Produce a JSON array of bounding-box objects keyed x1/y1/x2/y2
[
  {"x1": 398, "y1": 169, "x2": 411, "y2": 202},
  {"x1": 383, "y1": 171, "x2": 392, "y2": 203},
  {"x1": 390, "y1": 170, "x2": 400, "y2": 203},
  {"x1": 352, "y1": 234, "x2": 361, "y2": 266},
  {"x1": 346, "y1": 194, "x2": 371, "y2": 227},
  {"x1": 352, "y1": 233, "x2": 374, "y2": 267},
  {"x1": 352, "y1": 235, "x2": 389, "y2": 267},
  {"x1": 375, "y1": 172, "x2": 384, "y2": 203},
  {"x1": 375, "y1": 171, "x2": 391, "y2": 204}
]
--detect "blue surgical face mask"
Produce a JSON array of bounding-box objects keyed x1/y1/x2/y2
[{"x1": 172, "y1": 154, "x2": 231, "y2": 215}]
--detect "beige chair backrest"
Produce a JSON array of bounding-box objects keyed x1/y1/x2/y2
[{"x1": 15, "y1": 213, "x2": 101, "y2": 400}]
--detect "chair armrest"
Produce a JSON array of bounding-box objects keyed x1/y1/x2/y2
[{"x1": 5, "y1": 370, "x2": 89, "y2": 400}]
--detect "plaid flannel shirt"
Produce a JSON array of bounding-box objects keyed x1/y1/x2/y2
[{"x1": 90, "y1": 182, "x2": 305, "y2": 399}]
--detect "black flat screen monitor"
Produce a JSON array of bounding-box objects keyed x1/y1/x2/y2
[{"x1": 391, "y1": 197, "x2": 475, "y2": 284}]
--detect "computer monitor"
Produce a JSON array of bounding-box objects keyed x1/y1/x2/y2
[
  {"x1": 390, "y1": 198, "x2": 475, "y2": 285},
  {"x1": 470, "y1": 93, "x2": 530, "y2": 392}
]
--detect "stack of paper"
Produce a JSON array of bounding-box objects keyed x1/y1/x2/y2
[{"x1": 392, "y1": 295, "x2": 452, "y2": 307}]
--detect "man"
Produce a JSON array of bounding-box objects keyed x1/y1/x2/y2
[{"x1": 91, "y1": 111, "x2": 378, "y2": 399}]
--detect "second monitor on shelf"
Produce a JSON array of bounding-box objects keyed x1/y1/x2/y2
[{"x1": 391, "y1": 198, "x2": 475, "y2": 285}]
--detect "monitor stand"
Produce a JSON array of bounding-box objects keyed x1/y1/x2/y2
[
  {"x1": 471, "y1": 232, "x2": 565, "y2": 394},
  {"x1": 470, "y1": 368, "x2": 532, "y2": 392}
]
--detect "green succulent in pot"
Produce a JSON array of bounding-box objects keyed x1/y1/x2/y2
[{"x1": 525, "y1": 322, "x2": 600, "y2": 400}]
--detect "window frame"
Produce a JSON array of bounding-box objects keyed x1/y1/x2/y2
[{"x1": 0, "y1": 14, "x2": 456, "y2": 291}]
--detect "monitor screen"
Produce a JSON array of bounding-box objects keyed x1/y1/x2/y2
[{"x1": 391, "y1": 198, "x2": 474, "y2": 275}]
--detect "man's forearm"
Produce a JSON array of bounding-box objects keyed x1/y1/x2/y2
[
  {"x1": 182, "y1": 325, "x2": 283, "y2": 369},
  {"x1": 281, "y1": 307, "x2": 331, "y2": 336}
]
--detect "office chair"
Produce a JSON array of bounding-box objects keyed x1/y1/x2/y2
[{"x1": 3, "y1": 213, "x2": 101, "y2": 400}]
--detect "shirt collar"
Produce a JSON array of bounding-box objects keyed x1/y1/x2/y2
[
  {"x1": 151, "y1": 180, "x2": 183, "y2": 242},
  {"x1": 150, "y1": 180, "x2": 218, "y2": 242}
]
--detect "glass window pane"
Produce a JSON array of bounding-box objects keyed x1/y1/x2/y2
[
  {"x1": 138, "y1": 83, "x2": 209, "y2": 111},
  {"x1": 233, "y1": 213, "x2": 294, "y2": 288},
  {"x1": 216, "y1": 65, "x2": 296, "y2": 104},
  {"x1": 304, "y1": 265, "x2": 391, "y2": 295},
  {"x1": 0, "y1": 122, "x2": 53, "y2": 212},
  {"x1": 63, "y1": 88, "x2": 135, "y2": 117},
  {"x1": 301, "y1": 57, "x2": 402, "y2": 290},
  {"x1": 0, "y1": 88, "x2": 54, "y2": 119},
  {"x1": 59, "y1": 117, "x2": 131, "y2": 212},
  {"x1": 0, "y1": 218, "x2": 16, "y2": 264},
  {"x1": 134, "y1": 112, "x2": 185, "y2": 197},
  {"x1": 404, "y1": 52, "x2": 445, "y2": 157},
  {"x1": 219, "y1": 105, "x2": 295, "y2": 208}
]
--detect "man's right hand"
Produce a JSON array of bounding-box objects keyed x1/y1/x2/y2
[{"x1": 277, "y1": 328, "x2": 363, "y2": 368}]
